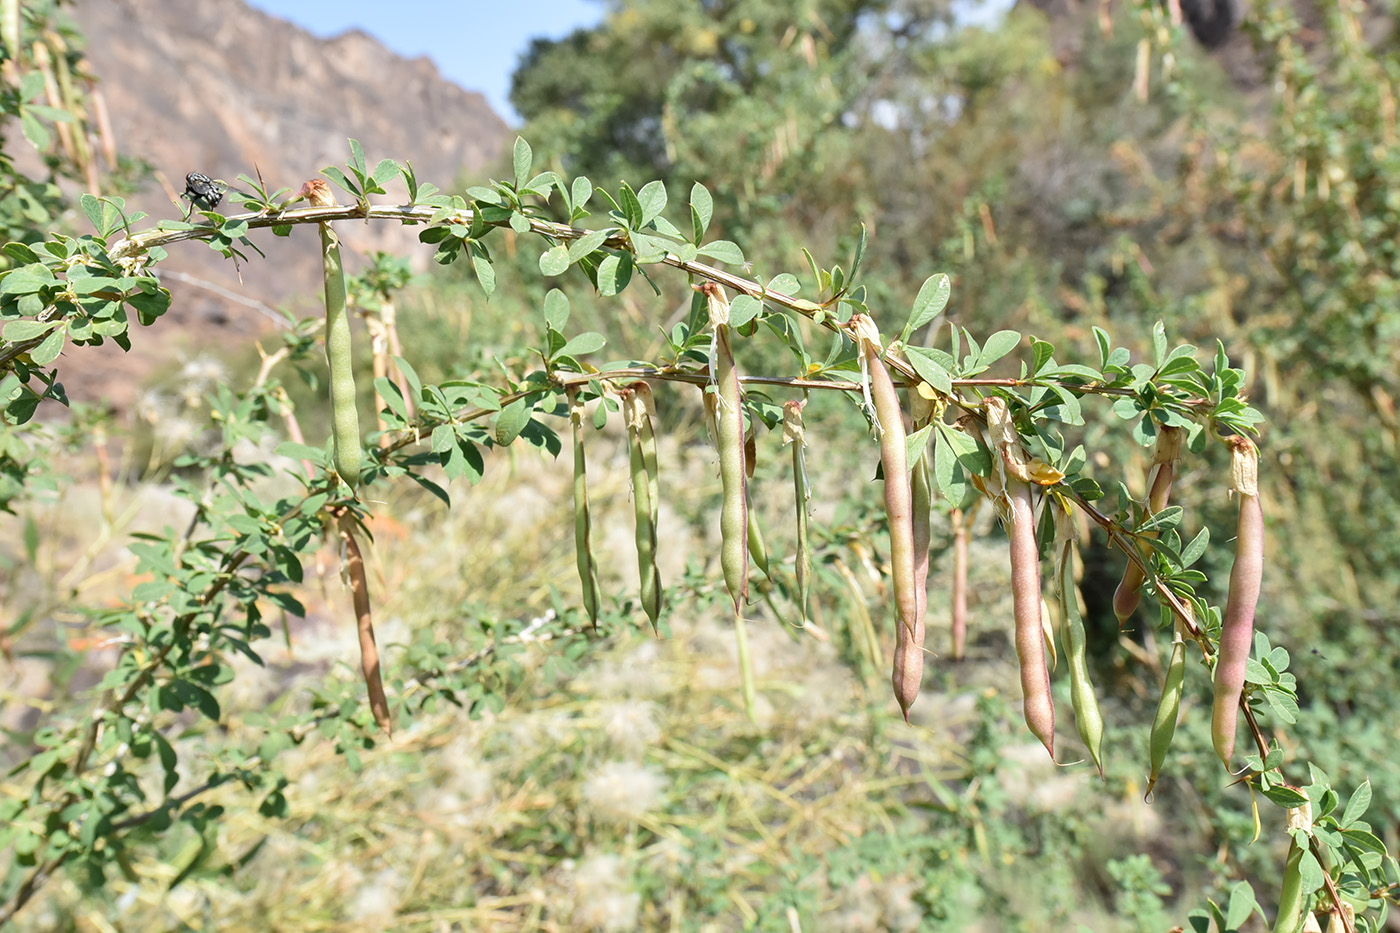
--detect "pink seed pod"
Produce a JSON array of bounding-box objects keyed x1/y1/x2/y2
[
  {"x1": 984, "y1": 397, "x2": 1054, "y2": 757},
  {"x1": 1211, "y1": 435, "x2": 1263, "y2": 767}
]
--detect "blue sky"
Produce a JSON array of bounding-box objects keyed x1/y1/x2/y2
[{"x1": 244, "y1": 1, "x2": 606, "y2": 125}]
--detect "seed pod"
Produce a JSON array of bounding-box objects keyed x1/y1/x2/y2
[
  {"x1": 568, "y1": 389, "x2": 601, "y2": 628},
  {"x1": 1040, "y1": 596, "x2": 1058, "y2": 673},
  {"x1": 951, "y1": 507, "x2": 968, "y2": 660},
  {"x1": 1273, "y1": 801, "x2": 1313, "y2": 933},
  {"x1": 1056, "y1": 506, "x2": 1104, "y2": 776},
  {"x1": 1009, "y1": 477, "x2": 1054, "y2": 757},
  {"x1": 700, "y1": 283, "x2": 749, "y2": 611},
  {"x1": 1212, "y1": 435, "x2": 1263, "y2": 767},
  {"x1": 338, "y1": 512, "x2": 391, "y2": 735},
  {"x1": 783, "y1": 399, "x2": 812, "y2": 622},
  {"x1": 850, "y1": 317, "x2": 918, "y2": 633},
  {"x1": 1146, "y1": 619, "x2": 1187, "y2": 797},
  {"x1": 985, "y1": 397, "x2": 1054, "y2": 757},
  {"x1": 622, "y1": 383, "x2": 662, "y2": 633},
  {"x1": 909, "y1": 390, "x2": 936, "y2": 628},
  {"x1": 852, "y1": 314, "x2": 925, "y2": 720},
  {"x1": 302, "y1": 179, "x2": 362, "y2": 488},
  {"x1": 1114, "y1": 427, "x2": 1183, "y2": 624},
  {"x1": 746, "y1": 490, "x2": 771, "y2": 580}
]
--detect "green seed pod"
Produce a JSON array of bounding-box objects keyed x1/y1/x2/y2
[
  {"x1": 701, "y1": 283, "x2": 749, "y2": 612},
  {"x1": 746, "y1": 491, "x2": 770, "y2": 580},
  {"x1": 1212, "y1": 436, "x2": 1263, "y2": 767},
  {"x1": 568, "y1": 389, "x2": 601, "y2": 628},
  {"x1": 1273, "y1": 802, "x2": 1314, "y2": 933},
  {"x1": 304, "y1": 179, "x2": 361, "y2": 487},
  {"x1": 623, "y1": 384, "x2": 662, "y2": 633},
  {"x1": 1114, "y1": 427, "x2": 1183, "y2": 624},
  {"x1": 951, "y1": 507, "x2": 968, "y2": 660},
  {"x1": 1056, "y1": 507, "x2": 1104, "y2": 777},
  {"x1": 1146, "y1": 620, "x2": 1187, "y2": 797},
  {"x1": 783, "y1": 399, "x2": 812, "y2": 621}
]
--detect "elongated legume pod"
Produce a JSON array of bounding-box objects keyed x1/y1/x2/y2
[
  {"x1": 909, "y1": 392, "x2": 935, "y2": 628},
  {"x1": 1273, "y1": 801, "x2": 1313, "y2": 933},
  {"x1": 783, "y1": 399, "x2": 812, "y2": 622},
  {"x1": 568, "y1": 388, "x2": 601, "y2": 628},
  {"x1": 852, "y1": 314, "x2": 924, "y2": 719},
  {"x1": 1114, "y1": 426, "x2": 1183, "y2": 624},
  {"x1": 338, "y1": 511, "x2": 391, "y2": 735},
  {"x1": 1056, "y1": 507, "x2": 1104, "y2": 776},
  {"x1": 622, "y1": 384, "x2": 662, "y2": 633},
  {"x1": 986, "y1": 397, "x2": 1054, "y2": 757},
  {"x1": 1146, "y1": 619, "x2": 1187, "y2": 797},
  {"x1": 700, "y1": 283, "x2": 749, "y2": 611},
  {"x1": 1212, "y1": 435, "x2": 1263, "y2": 767},
  {"x1": 746, "y1": 490, "x2": 771, "y2": 580},
  {"x1": 951, "y1": 507, "x2": 968, "y2": 660},
  {"x1": 850, "y1": 317, "x2": 918, "y2": 630},
  {"x1": 302, "y1": 179, "x2": 362, "y2": 487}
]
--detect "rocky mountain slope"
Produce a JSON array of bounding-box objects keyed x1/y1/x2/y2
[{"x1": 64, "y1": 0, "x2": 511, "y2": 408}]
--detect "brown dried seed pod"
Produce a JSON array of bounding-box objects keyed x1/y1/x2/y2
[{"x1": 338, "y1": 512, "x2": 391, "y2": 735}]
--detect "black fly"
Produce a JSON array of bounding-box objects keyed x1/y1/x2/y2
[{"x1": 183, "y1": 172, "x2": 226, "y2": 215}]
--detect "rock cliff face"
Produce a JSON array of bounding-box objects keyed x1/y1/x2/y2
[{"x1": 63, "y1": 0, "x2": 511, "y2": 407}]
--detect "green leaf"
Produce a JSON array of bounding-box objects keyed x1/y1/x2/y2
[
  {"x1": 471, "y1": 252, "x2": 495, "y2": 297},
  {"x1": 1340, "y1": 781, "x2": 1372, "y2": 828},
  {"x1": 905, "y1": 273, "x2": 951, "y2": 338},
  {"x1": 513, "y1": 137, "x2": 532, "y2": 189},
  {"x1": 597, "y1": 253, "x2": 633, "y2": 296},
  {"x1": 905, "y1": 423, "x2": 933, "y2": 465},
  {"x1": 494, "y1": 398, "x2": 532, "y2": 446},
  {"x1": 939, "y1": 422, "x2": 992, "y2": 477},
  {"x1": 29, "y1": 327, "x2": 66, "y2": 365},
  {"x1": 728, "y1": 295, "x2": 762, "y2": 329},
  {"x1": 1223, "y1": 881, "x2": 1257, "y2": 932},
  {"x1": 20, "y1": 109, "x2": 50, "y2": 151},
  {"x1": 568, "y1": 229, "x2": 609, "y2": 262},
  {"x1": 636, "y1": 180, "x2": 667, "y2": 225},
  {"x1": 2, "y1": 320, "x2": 58, "y2": 342},
  {"x1": 1260, "y1": 783, "x2": 1310, "y2": 808},
  {"x1": 539, "y1": 245, "x2": 570, "y2": 276},
  {"x1": 80, "y1": 193, "x2": 105, "y2": 233},
  {"x1": 371, "y1": 158, "x2": 400, "y2": 186},
  {"x1": 978, "y1": 330, "x2": 1022, "y2": 369},
  {"x1": 932, "y1": 431, "x2": 966, "y2": 503},
  {"x1": 571, "y1": 176, "x2": 593, "y2": 213},
  {"x1": 1031, "y1": 338, "x2": 1054, "y2": 375},
  {"x1": 558, "y1": 332, "x2": 606, "y2": 359},
  {"x1": 630, "y1": 231, "x2": 673, "y2": 263},
  {"x1": 1, "y1": 264, "x2": 57, "y2": 295},
  {"x1": 348, "y1": 138, "x2": 367, "y2": 175},
  {"x1": 698, "y1": 240, "x2": 745, "y2": 266},
  {"x1": 690, "y1": 182, "x2": 713, "y2": 241},
  {"x1": 905, "y1": 346, "x2": 954, "y2": 396},
  {"x1": 543, "y1": 289, "x2": 570, "y2": 331}
]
